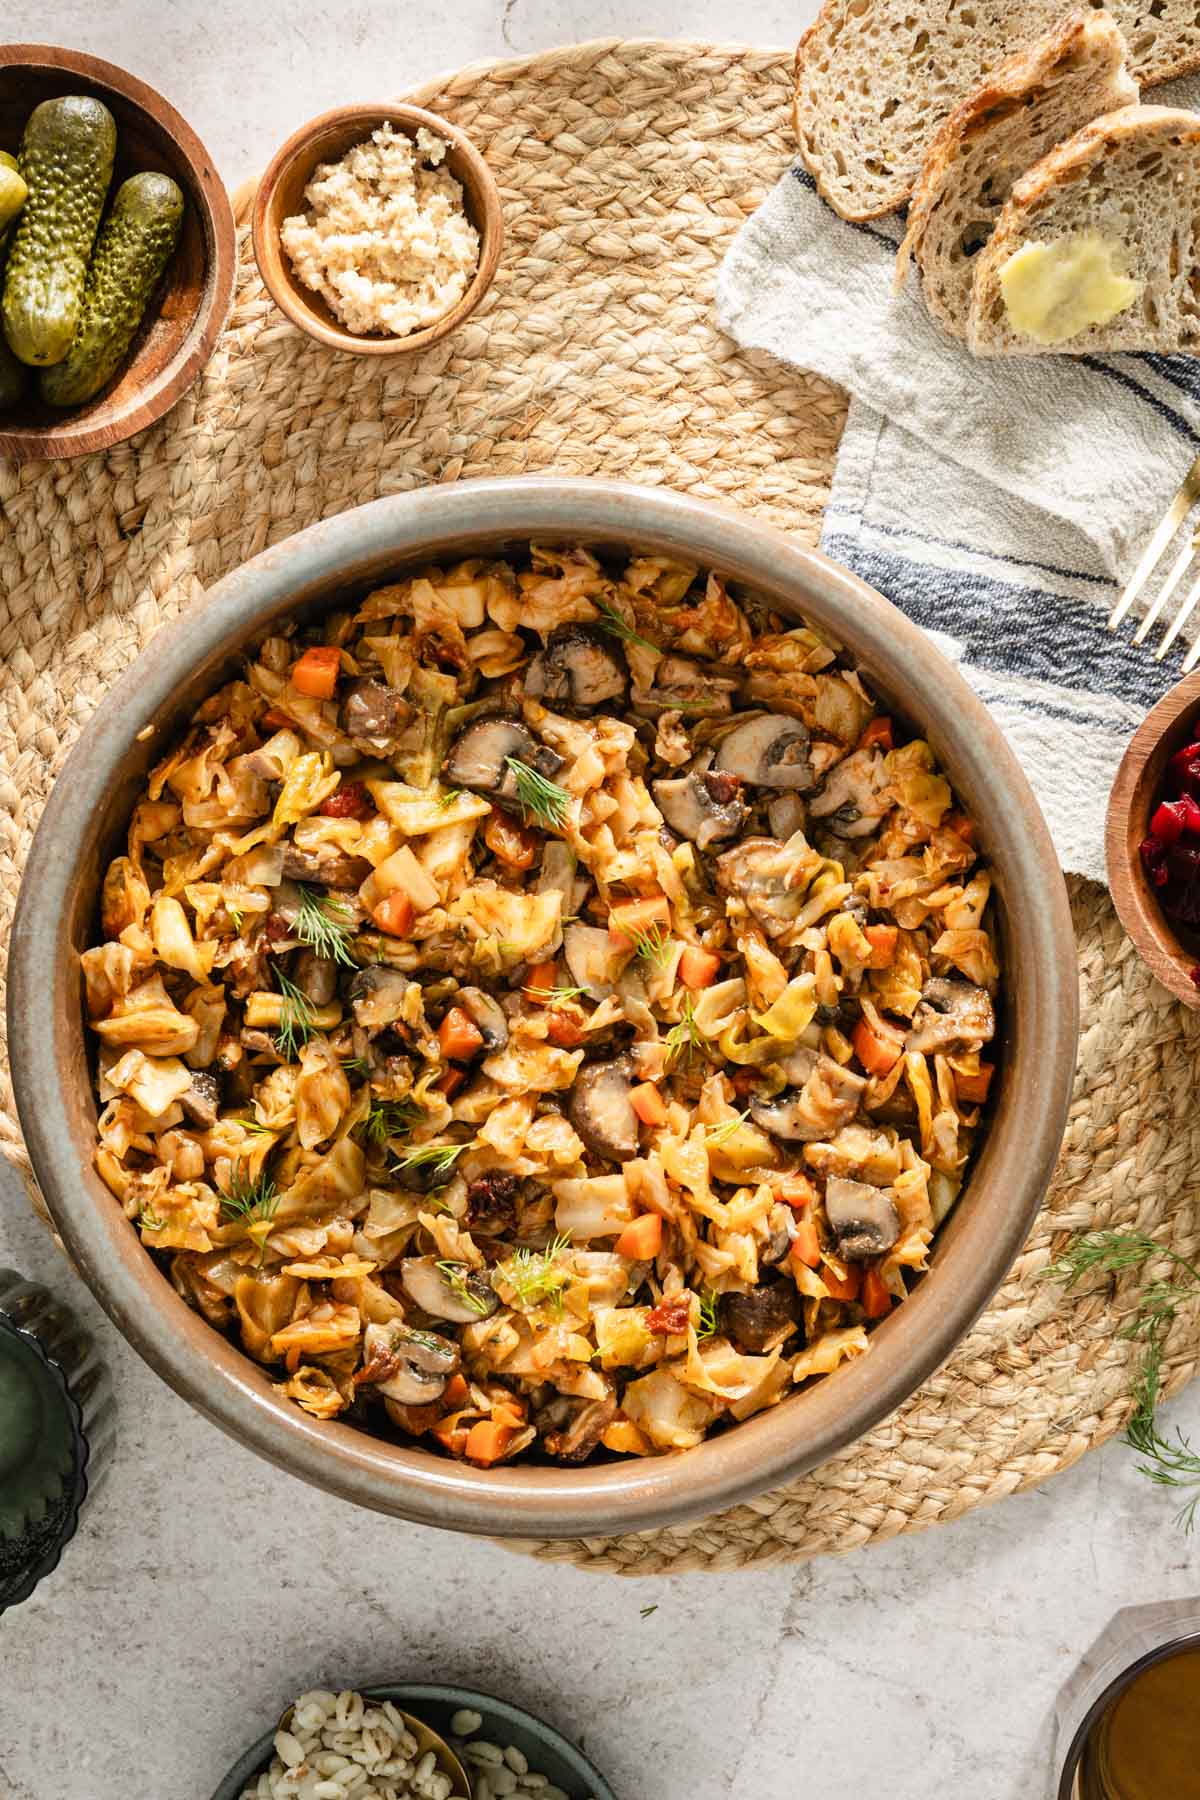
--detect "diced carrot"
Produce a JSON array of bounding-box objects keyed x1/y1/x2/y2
[
  {"x1": 438, "y1": 1006, "x2": 485, "y2": 1061},
  {"x1": 852, "y1": 1015, "x2": 903, "y2": 1077},
  {"x1": 862, "y1": 1267, "x2": 893, "y2": 1319},
  {"x1": 545, "y1": 1009, "x2": 585, "y2": 1048},
  {"x1": 678, "y1": 944, "x2": 722, "y2": 989},
  {"x1": 436, "y1": 1067, "x2": 466, "y2": 1099},
  {"x1": 790, "y1": 1217, "x2": 821, "y2": 1268},
  {"x1": 484, "y1": 811, "x2": 538, "y2": 870},
  {"x1": 285, "y1": 1344, "x2": 303, "y2": 1374},
  {"x1": 630, "y1": 1082, "x2": 668, "y2": 1127},
  {"x1": 525, "y1": 961, "x2": 558, "y2": 1003},
  {"x1": 614, "y1": 1213, "x2": 664, "y2": 1261},
  {"x1": 443, "y1": 1373, "x2": 470, "y2": 1408},
  {"x1": 775, "y1": 1173, "x2": 817, "y2": 1211},
  {"x1": 608, "y1": 894, "x2": 671, "y2": 947},
  {"x1": 371, "y1": 890, "x2": 415, "y2": 938},
  {"x1": 291, "y1": 645, "x2": 341, "y2": 699},
  {"x1": 821, "y1": 1261, "x2": 862, "y2": 1302},
  {"x1": 955, "y1": 1063, "x2": 994, "y2": 1105},
  {"x1": 864, "y1": 924, "x2": 898, "y2": 969},
  {"x1": 858, "y1": 715, "x2": 893, "y2": 751},
  {"x1": 432, "y1": 1421, "x2": 470, "y2": 1455},
  {"x1": 601, "y1": 1419, "x2": 653, "y2": 1456},
  {"x1": 261, "y1": 707, "x2": 293, "y2": 730},
  {"x1": 945, "y1": 811, "x2": 976, "y2": 843},
  {"x1": 490, "y1": 1400, "x2": 527, "y2": 1431},
  {"x1": 464, "y1": 1419, "x2": 515, "y2": 1465}
]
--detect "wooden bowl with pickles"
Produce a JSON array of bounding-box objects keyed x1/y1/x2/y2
[{"x1": 0, "y1": 43, "x2": 235, "y2": 462}]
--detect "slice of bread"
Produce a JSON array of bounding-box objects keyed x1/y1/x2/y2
[
  {"x1": 794, "y1": 0, "x2": 1200, "y2": 221},
  {"x1": 897, "y1": 11, "x2": 1138, "y2": 339},
  {"x1": 968, "y1": 104, "x2": 1200, "y2": 355}
]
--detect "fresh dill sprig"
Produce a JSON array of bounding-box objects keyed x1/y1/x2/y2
[
  {"x1": 227, "y1": 905, "x2": 245, "y2": 934},
  {"x1": 625, "y1": 922, "x2": 674, "y2": 971},
  {"x1": 294, "y1": 884, "x2": 357, "y2": 967},
  {"x1": 435, "y1": 787, "x2": 464, "y2": 811},
  {"x1": 523, "y1": 980, "x2": 588, "y2": 1005},
  {"x1": 664, "y1": 995, "x2": 704, "y2": 1067},
  {"x1": 697, "y1": 1290, "x2": 719, "y2": 1339},
  {"x1": 218, "y1": 1163, "x2": 280, "y2": 1227},
  {"x1": 235, "y1": 1115, "x2": 276, "y2": 1136},
  {"x1": 275, "y1": 968, "x2": 317, "y2": 1060},
  {"x1": 341, "y1": 1054, "x2": 372, "y2": 1079},
  {"x1": 593, "y1": 597, "x2": 658, "y2": 652},
  {"x1": 639, "y1": 1604, "x2": 659, "y2": 1620},
  {"x1": 1046, "y1": 1229, "x2": 1200, "y2": 1528},
  {"x1": 505, "y1": 757, "x2": 570, "y2": 830},
  {"x1": 706, "y1": 1109, "x2": 751, "y2": 1148},
  {"x1": 503, "y1": 1233, "x2": 572, "y2": 1312},
  {"x1": 362, "y1": 1097, "x2": 420, "y2": 1148},
  {"x1": 139, "y1": 1206, "x2": 166, "y2": 1233},
  {"x1": 435, "y1": 1260, "x2": 494, "y2": 1315},
  {"x1": 392, "y1": 1139, "x2": 473, "y2": 1187}
]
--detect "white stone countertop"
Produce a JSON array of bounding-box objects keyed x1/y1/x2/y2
[{"x1": 5, "y1": 5, "x2": 1200, "y2": 1797}]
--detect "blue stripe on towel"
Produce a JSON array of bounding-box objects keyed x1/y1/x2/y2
[
  {"x1": 1080, "y1": 357, "x2": 1200, "y2": 445},
  {"x1": 822, "y1": 507, "x2": 1115, "y2": 592},
  {"x1": 789, "y1": 166, "x2": 902, "y2": 250},
  {"x1": 821, "y1": 530, "x2": 1181, "y2": 711}
]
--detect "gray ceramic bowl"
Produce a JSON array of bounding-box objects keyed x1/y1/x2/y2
[
  {"x1": 7, "y1": 477, "x2": 1078, "y2": 1540},
  {"x1": 211, "y1": 1683, "x2": 614, "y2": 1800}
]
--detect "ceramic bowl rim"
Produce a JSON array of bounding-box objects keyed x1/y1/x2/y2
[{"x1": 7, "y1": 476, "x2": 1079, "y2": 1539}]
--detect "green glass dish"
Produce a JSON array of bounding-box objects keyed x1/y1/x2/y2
[{"x1": 0, "y1": 1265, "x2": 112, "y2": 1614}]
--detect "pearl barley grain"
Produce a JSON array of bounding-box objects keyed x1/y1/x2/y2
[{"x1": 450, "y1": 1710, "x2": 483, "y2": 1737}]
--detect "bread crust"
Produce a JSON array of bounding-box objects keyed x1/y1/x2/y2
[
  {"x1": 968, "y1": 103, "x2": 1200, "y2": 354},
  {"x1": 793, "y1": 0, "x2": 1200, "y2": 221},
  {"x1": 897, "y1": 10, "x2": 1119, "y2": 285}
]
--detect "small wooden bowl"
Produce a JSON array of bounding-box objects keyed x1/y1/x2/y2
[
  {"x1": 252, "y1": 103, "x2": 503, "y2": 356},
  {"x1": 1106, "y1": 672, "x2": 1200, "y2": 1008},
  {"x1": 0, "y1": 44, "x2": 236, "y2": 463}
]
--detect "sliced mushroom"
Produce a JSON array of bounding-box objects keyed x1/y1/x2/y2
[
  {"x1": 456, "y1": 986, "x2": 509, "y2": 1049},
  {"x1": 634, "y1": 655, "x2": 737, "y2": 717},
  {"x1": 280, "y1": 847, "x2": 372, "y2": 889},
  {"x1": 443, "y1": 717, "x2": 564, "y2": 807},
  {"x1": 180, "y1": 1069, "x2": 221, "y2": 1129},
  {"x1": 721, "y1": 1281, "x2": 802, "y2": 1353},
  {"x1": 713, "y1": 714, "x2": 815, "y2": 792},
  {"x1": 349, "y1": 965, "x2": 413, "y2": 1033},
  {"x1": 808, "y1": 747, "x2": 891, "y2": 837},
  {"x1": 341, "y1": 677, "x2": 408, "y2": 751},
  {"x1": 541, "y1": 1394, "x2": 618, "y2": 1462},
  {"x1": 715, "y1": 837, "x2": 810, "y2": 939},
  {"x1": 824, "y1": 1177, "x2": 901, "y2": 1261},
  {"x1": 652, "y1": 770, "x2": 747, "y2": 849},
  {"x1": 761, "y1": 1200, "x2": 796, "y2": 1267},
  {"x1": 525, "y1": 625, "x2": 627, "y2": 709},
  {"x1": 293, "y1": 949, "x2": 337, "y2": 1007},
  {"x1": 400, "y1": 1255, "x2": 499, "y2": 1322},
  {"x1": 751, "y1": 1057, "x2": 866, "y2": 1142},
  {"x1": 358, "y1": 1320, "x2": 460, "y2": 1405},
  {"x1": 568, "y1": 1058, "x2": 639, "y2": 1163},
  {"x1": 905, "y1": 978, "x2": 995, "y2": 1055}
]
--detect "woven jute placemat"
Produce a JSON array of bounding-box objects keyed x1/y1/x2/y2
[{"x1": 2, "y1": 38, "x2": 1199, "y2": 1577}]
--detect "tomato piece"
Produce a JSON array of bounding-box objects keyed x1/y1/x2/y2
[
  {"x1": 320, "y1": 780, "x2": 373, "y2": 820},
  {"x1": 484, "y1": 811, "x2": 538, "y2": 870}
]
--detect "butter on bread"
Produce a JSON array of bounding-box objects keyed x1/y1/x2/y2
[
  {"x1": 897, "y1": 11, "x2": 1137, "y2": 339},
  {"x1": 794, "y1": 0, "x2": 1200, "y2": 221},
  {"x1": 969, "y1": 105, "x2": 1200, "y2": 355}
]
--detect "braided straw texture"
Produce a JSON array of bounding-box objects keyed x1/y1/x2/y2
[{"x1": 1, "y1": 39, "x2": 1198, "y2": 1576}]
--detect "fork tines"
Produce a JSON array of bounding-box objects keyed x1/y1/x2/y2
[{"x1": 1110, "y1": 452, "x2": 1200, "y2": 671}]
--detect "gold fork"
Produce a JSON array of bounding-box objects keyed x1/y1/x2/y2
[{"x1": 1109, "y1": 452, "x2": 1200, "y2": 670}]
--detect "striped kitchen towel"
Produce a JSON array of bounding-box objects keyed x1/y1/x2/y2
[{"x1": 714, "y1": 79, "x2": 1200, "y2": 882}]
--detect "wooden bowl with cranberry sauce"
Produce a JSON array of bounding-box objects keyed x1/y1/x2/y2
[{"x1": 1106, "y1": 673, "x2": 1200, "y2": 1009}]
